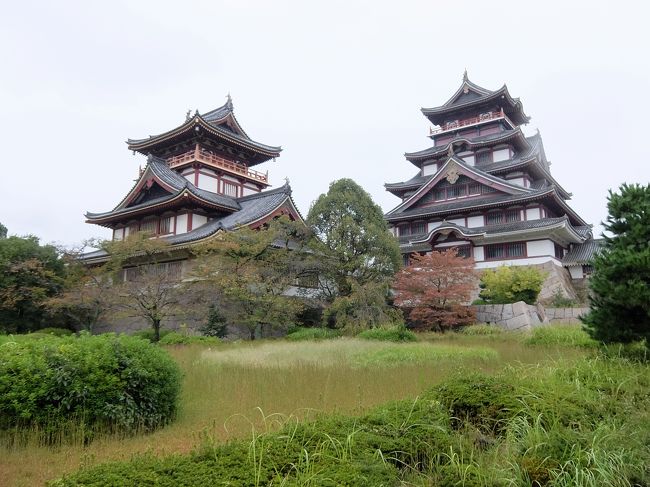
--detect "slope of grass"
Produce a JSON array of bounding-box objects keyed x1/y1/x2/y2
[{"x1": 1, "y1": 334, "x2": 591, "y2": 486}]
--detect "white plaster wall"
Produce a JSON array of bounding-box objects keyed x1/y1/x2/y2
[
  {"x1": 508, "y1": 177, "x2": 525, "y2": 187},
  {"x1": 493, "y1": 148, "x2": 510, "y2": 162},
  {"x1": 221, "y1": 174, "x2": 240, "y2": 183},
  {"x1": 427, "y1": 221, "x2": 441, "y2": 232},
  {"x1": 475, "y1": 256, "x2": 561, "y2": 269},
  {"x1": 192, "y1": 214, "x2": 208, "y2": 230},
  {"x1": 422, "y1": 163, "x2": 437, "y2": 176},
  {"x1": 467, "y1": 216, "x2": 484, "y2": 228},
  {"x1": 526, "y1": 207, "x2": 541, "y2": 220},
  {"x1": 184, "y1": 174, "x2": 194, "y2": 183},
  {"x1": 449, "y1": 218, "x2": 465, "y2": 226},
  {"x1": 460, "y1": 154, "x2": 475, "y2": 166},
  {"x1": 527, "y1": 239, "x2": 555, "y2": 257},
  {"x1": 176, "y1": 214, "x2": 188, "y2": 234},
  {"x1": 113, "y1": 228, "x2": 124, "y2": 241},
  {"x1": 474, "y1": 246, "x2": 485, "y2": 261},
  {"x1": 242, "y1": 186, "x2": 258, "y2": 196},
  {"x1": 568, "y1": 266, "x2": 584, "y2": 279},
  {"x1": 198, "y1": 173, "x2": 217, "y2": 191}
]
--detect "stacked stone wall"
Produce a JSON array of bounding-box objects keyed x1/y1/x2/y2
[{"x1": 473, "y1": 302, "x2": 589, "y2": 330}]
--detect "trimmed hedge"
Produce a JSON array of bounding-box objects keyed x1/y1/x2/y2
[{"x1": 0, "y1": 333, "x2": 181, "y2": 438}]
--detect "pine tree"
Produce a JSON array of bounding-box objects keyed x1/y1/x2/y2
[{"x1": 581, "y1": 183, "x2": 650, "y2": 345}]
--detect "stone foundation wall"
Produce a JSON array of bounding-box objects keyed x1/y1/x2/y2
[
  {"x1": 473, "y1": 302, "x2": 589, "y2": 330},
  {"x1": 544, "y1": 307, "x2": 589, "y2": 324}
]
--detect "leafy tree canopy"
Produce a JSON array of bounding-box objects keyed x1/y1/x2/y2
[
  {"x1": 582, "y1": 183, "x2": 650, "y2": 345},
  {"x1": 191, "y1": 217, "x2": 310, "y2": 340},
  {"x1": 307, "y1": 178, "x2": 401, "y2": 298},
  {"x1": 0, "y1": 223, "x2": 7, "y2": 239},
  {"x1": 0, "y1": 235, "x2": 65, "y2": 332},
  {"x1": 393, "y1": 249, "x2": 477, "y2": 331},
  {"x1": 478, "y1": 265, "x2": 546, "y2": 305}
]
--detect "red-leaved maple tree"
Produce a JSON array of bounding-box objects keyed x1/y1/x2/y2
[{"x1": 393, "y1": 248, "x2": 478, "y2": 331}]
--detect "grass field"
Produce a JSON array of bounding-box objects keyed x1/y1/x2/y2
[{"x1": 1, "y1": 326, "x2": 643, "y2": 486}]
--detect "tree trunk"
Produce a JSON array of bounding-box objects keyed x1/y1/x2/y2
[{"x1": 153, "y1": 319, "x2": 161, "y2": 342}]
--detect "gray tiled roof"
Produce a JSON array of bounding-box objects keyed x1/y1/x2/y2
[
  {"x1": 401, "y1": 217, "x2": 577, "y2": 245},
  {"x1": 562, "y1": 239, "x2": 605, "y2": 266},
  {"x1": 405, "y1": 128, "x2": 527, "y2": 162},
  {"x1": 82, "y1": 184, "x2": 296, "y2": 260},
  {"x1": 385, "y1": 187, "x2": 555, "y2": 221},
  {"x1": 154, "y1": 184, "x2": 293, "y2": 245},
  {"x1": 420, "y1": 76, "x2": 530, "y2": 126},
  {"x1": 86, "y1": 156, "x2": 240, "y2": 220},
  {"x1": 127, "y1": 101, "x2": 281, "y2": 162}
]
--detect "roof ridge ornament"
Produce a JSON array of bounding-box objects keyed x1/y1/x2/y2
[
  {"x1": 463, "y1": 68, "x2": 468, "y2": 82},
  {"x1": 226, "y1": 92, "x2": 233, "y2": 110},
  {"x1": 185, "y1": 109, "x2": 191, "y2": 121}
]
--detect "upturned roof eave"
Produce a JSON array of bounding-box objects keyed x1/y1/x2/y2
[
  {"x1": 404, "y1": 127, "x2": 530, "y2": 163},
  {"x1": 386, "y1": 156, "x2": 533, "y2": 217},
  {"x1": 421, "y1": 85, "x2": 530, "y2": 125},
  {"x1": 126, "y1": 116, "x2": 282, "y2": 159},
  {"x1": 385, "y1": 187, "x2": 556, "y2": 222},
  {"x1": 85, "y1": 190, "x2": 239, "y2": 226}
]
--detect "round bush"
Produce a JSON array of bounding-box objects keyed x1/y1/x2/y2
[{"x1": 0, "y1": 333, "x2": 181, "y2": 437}]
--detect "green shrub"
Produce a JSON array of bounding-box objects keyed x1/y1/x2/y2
[
  {"x1": 459, "y1": 324, "x2": 504, "y2": 336},
  {"x1": 547, "y1": 288, "x2": 578, "y2": 308},
  {"x1": 0, "y1": 333, "x2": 181, "y2": 441},
  {"x1": 525, "y1": 325, "x2": 598, "y2": 348},
  {"x1": 478, "y1": 266, "x2": 546, "y2": 305},
  {"x1": 37, "y1": 327, "x2": 74, "y2": 336},
  {"x1": 357, "y1": 326, "x2": 417, "y2": 342},
  {"x1": 132, "y1": 328, "x2": 172, "y2": 342},
  {"x1": 286, "y1": 326, "x2": 341, "y2": 341},
  {"x1": 432, "y1": 373, "x2": 522, "y2": 434},
  {"x1": 158, "y1": 332, "x2": 221, "y2": 346},
  {"x1": 198, "y1": 305, "x2": 228, "y2": 338}
]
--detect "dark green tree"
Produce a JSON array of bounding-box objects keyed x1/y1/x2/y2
[
  {"x1": 0, "y1": 223, "x2": 7, "y2": 239},
  {"x1": 581, "y1": 183, "x2": 650, "y2": 345},
  {"x1": 0, "y1": 235, "x2": 66, "y2": 332},
  {"x1": 307, "y1": 179, "x2": 402, "y2": 299}
]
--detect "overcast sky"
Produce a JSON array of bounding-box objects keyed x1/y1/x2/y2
[{"x1": 1, "y1": 0, "x2": 648, "y2": 247}]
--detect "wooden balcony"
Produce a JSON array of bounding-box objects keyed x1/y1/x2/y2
[
  {"x1": 429, "y1": 109, "x2": 510, "y2": 136},
  {"x1": 167, "y1": 146, "x2": 269, "y2": 184}
]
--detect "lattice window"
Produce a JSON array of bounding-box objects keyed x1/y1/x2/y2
[
  {"x1": 139, "y1": 219, "x2": 157, "y2": 234},
  {"x1": 506, "y1": 209, "x2": 521, "y2": 222},
  {"x1": 476, "y1": 151, "x2": 492, "y2": 165},
  {"x1": 485, "y1": 213, "x2": 503, "y2": 225},
  {"x1": 411, "y1": 222, "x2": 426, "y2": 235},
  {"x1": 159, "y1": 216, "x2": 173, "y2": 235},
  {"x1": 484, "y1": 242, "x2": 526, "y2": 260},
  {"x1": 222, "y1": 181, "x2": 239, "y2": 197},
  {"x1": 468, "y1": 182, "x2": 482, "y2": 195}
]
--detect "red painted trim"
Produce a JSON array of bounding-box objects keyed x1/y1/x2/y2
[
  {"x1": 172, "y1": 215, "x2": 177, "y2": 235},
  {"x1": 187, "y1": 213, "x2": 193, "y2": 232}
]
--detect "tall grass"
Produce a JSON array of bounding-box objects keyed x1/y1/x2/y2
[{"x1": 0, "y1": 335, "x2": 593, "y2": 486}]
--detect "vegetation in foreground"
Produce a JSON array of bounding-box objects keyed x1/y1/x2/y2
[
  {"x1": 0, "y1": 326, "x2": 638, "y2": 487},
  {"x1": 51, "y1": 349, "x2": 650, "y2": 486},
  {"x1": 0, "y1": 333, "x2": 181, "y2": 443}
]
